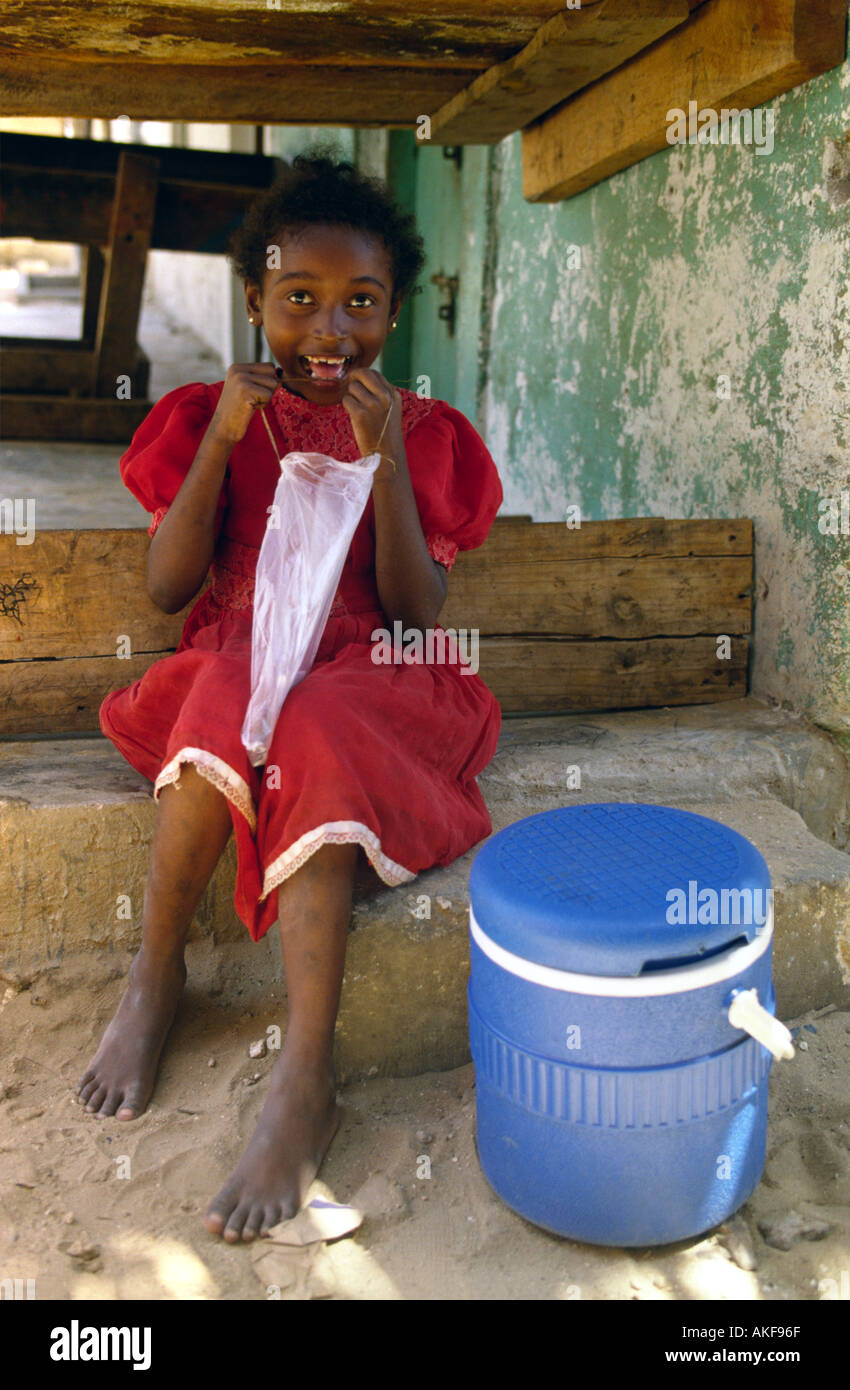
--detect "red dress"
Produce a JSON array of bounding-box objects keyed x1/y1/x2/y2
[{"x1": 100, "y1": 380, "x2": 504, "y2": 942}]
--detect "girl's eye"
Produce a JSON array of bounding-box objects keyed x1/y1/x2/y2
[{"x1": 285, "y1": 291, "x2": 374, "y2": 307}]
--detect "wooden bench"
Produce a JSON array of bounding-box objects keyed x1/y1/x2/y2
[{"x1": 0, "y1": 516, "x2": 751, "y2": 737}]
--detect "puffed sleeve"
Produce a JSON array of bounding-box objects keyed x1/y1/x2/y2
[
  {"x1": 119, "y1": 382, "x2": 227, "y2": 539},
  {"x1": 407, "y1": 401, "x2": 503, "y2": 573}
]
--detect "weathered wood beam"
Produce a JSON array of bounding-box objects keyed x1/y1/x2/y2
[
  {"x1": 0, "y1": 345, "x2": 96, "y2": 393},
  {"x1": 449, "y1": 516, "x2": 753, "y2": 561},
  {"x1": 1, "y1": 134, "x2": 282, "y2": 251},
  {"x1": 442, "y1": 555, "x2": 753, "y2": 637},
  {"x1": 93, "y1": 150, "x2": 159, "y2": 396},
  {"x1": 0, "y1": 54, "x2": 484, "y2": 123},
  {"x1": 0, "y1": 634, "x2": 748, "y2": 735},
  {"x1": 3, "y1": 167, "x2": 275, "y2": 252},
  {"x1": 0, "y1": 1, "x2": 556, "y2": 67},
  {"x1": 0, "y1": 653, "x2": 172, "y2": 736},
  {"x1": 0, "y1": 397, "x2": 153, "y2": 441},
  {"x1": 0, "y1": 517, "x2": 750, "y2": 733},
  {"x1": 0, "y1": 531, "x2": 191, "y2": 662},
  {"x1": 478, "y1": 634, "x2": 748, "y2": 713},
  {"x1": 429, "y1": 0, "x2": 690, "y2": 145},
  {"x1": 522, "y1": 0, "x2": 848, "y2": 201},
  {"x1": 1, "y1": 131, "x2": 281, "y2": 183},
  {"x1": 81, "y1": 246, "x2": 105, "y2": 345},
  {"x1": 0, "y1": 520, "x2": 751, "y2": 662}
]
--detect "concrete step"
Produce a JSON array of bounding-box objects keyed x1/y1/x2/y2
[{"x1": 2, "y1": 697, "x2": 849, "y2": 1080}]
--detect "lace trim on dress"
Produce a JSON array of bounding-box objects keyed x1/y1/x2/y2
[
  {"x1": 261, "y1": 821, "x2": 416, "y2": 900},
  {"x1": 269, "y1": 386, "x2": 439, "y2": 461},
  {"x1": 207, "y1": 565, "x2": 348, "y2": 616},
  {"x1": 426, "y1": 533, "x2": 459, "y2": 571},
  {"x1": 209, "y1": 566, "x2": 256, "y2": 611},
  {"x1": 154, "y1": 747, "x2": 257, "y2": 833}
]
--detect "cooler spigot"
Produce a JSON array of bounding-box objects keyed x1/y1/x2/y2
[{"x1": 727, "y1": 988, "x2": 795, "y2": 1060}]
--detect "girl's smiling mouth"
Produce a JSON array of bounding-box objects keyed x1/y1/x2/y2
[{"x1": 299, "y1": 354, "x2": 354, "y2": 382}]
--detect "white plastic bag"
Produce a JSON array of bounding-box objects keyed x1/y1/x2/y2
[{"x1": 241, "y1": 450, "x2": 381, "y2": 766}]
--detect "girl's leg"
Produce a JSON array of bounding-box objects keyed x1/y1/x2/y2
[
  {"x1": 203, "y1": 841, "x2": 359, "y2": 1243},
  {"x1": 76, "y1": 765, "x2": 233, "y2": 1119}
]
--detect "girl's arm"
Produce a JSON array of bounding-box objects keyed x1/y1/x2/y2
[
  {"x1": 147, "y1": 365, "x2": 280, "y2": 613},
  {"x1": 371, "y1": 448, "x2": 448, "y2": 632},
  {"x1": 147, "y1": 423, "x2": 233, "y2": 613},
  {"x1": 344, "y1": 372, "x2": 447, "y2": 632}
]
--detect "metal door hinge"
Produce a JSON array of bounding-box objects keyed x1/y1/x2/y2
[{"x1": 430, "y1": 273, "x2": 459, "y2": 337}]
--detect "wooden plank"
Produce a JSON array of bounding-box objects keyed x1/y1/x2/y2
[
  {"x1": 0, "y1": 346, "x2": 96, "y2": 393},
  {"x1": 93, "y1": 150, "x2": 159, "y2": 396},
  {"x1": 2, "y1": 131, "x2": 283, "y2": 184},
  {"x1": 430, "y1": 0, "x2": 690, "y2": 145},
  {"x1": 0, "y1": 397, "x2": 152, "y2": 442},
  {"x1": 477, "y1": 634, "x2": 748, "y2": 712},
  {"x1": 0, "y1": 55, "x2": 485, "y2": 125},
  {"x1": 0, "y1": 522, "x2": 751, "y2": 663},
  {"x1": 0, "y1": 2, "x2": 710, "y2": 126},
  {"x1": 1, "y1": 134, "x2": 282, "y2": 251},
  {"x1": 462, "y1": 516, "x2": 752, "y2": 561},
  {"x1": 0, "y1": 2, "x2": 564, "y2": 68},
  {"x1": 2, "y1": 166, "x2": 115, "y2": 243},
  {"x1": 0, "y1": 653, "x2": 172, "y2": 737},
  {"x1": 0, "y1": 632, "x2": 747, "y2": 735},
  {"x1": 523, "y1": 0, "x2": 848, "y2": 201},
  {"x1": 442, "y1": 555, "x2": 753, "y2": 636},
  {"x1": 81, "y1": 245, "x2": 105, "y2": 346},
  {"x1": 0, "y1": 509, "x2": 749, "y2": 731},
  {"x1": 0, "y1": 531, "x2": 190, "y2": 661},
  {"x1": 2, "y1": 167, "x2": 273, "y2": 253}
]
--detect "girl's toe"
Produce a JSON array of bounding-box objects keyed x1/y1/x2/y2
[
  {"x1": 97, "y1": 1090, "x2": 123, "y2": 1118},
  {"x1": 223, "y1": 1201, "x2": 254, "y2": 1243},
  {"x1": 203, "y1": 1206, "x2": 227, "y2": 1235},
  {"x1": 85, "y1": 1084, "x2": 108, "y2": 1114},
  {"x1": 241, "y1": 1204, "x2": 266, "y2": 1242},
  {"x1": 77, "y1": 1077, "x2": 99, "y2": 1105},
  {"x1": 116, "y1": 1082, "x2": 147, "y2": 1119}
]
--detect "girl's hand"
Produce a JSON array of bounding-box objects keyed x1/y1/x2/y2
[
  {"x1": 209, "y1": 363, "x2": 282, "y2": 445},
  {"x1": 342, "y1": 367, "x2": 403, "y2": 465}
]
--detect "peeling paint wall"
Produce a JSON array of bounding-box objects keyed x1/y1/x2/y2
[{"x1": 471, "y1": 27, "x2": 850, "y2": 743}]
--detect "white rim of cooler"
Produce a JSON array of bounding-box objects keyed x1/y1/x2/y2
[{"x1": 468, "y1": 905, "x2": 773, "y2": 997}]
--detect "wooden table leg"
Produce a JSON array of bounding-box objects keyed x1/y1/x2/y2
[{"x1": 92, "y1": 149, "x2": 159, "y2": 398}]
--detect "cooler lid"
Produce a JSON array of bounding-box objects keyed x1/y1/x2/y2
[{"x1": 468, "y1": 803, "x2": 772, "y2": 977}]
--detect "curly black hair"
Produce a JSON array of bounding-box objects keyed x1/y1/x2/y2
[{"x1": 226, "y1": 142, "x2": 426, "y2": 308}]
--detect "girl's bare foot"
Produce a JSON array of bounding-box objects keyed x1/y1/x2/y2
[
  {"x1": 203, "y1": 1048, "x2": 339, "y2": 1242},
  {"x1": 75, "y1": 948, "x2": 186, "y2": 1119}
]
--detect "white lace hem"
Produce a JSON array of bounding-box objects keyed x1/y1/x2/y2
[
  {"x1": 261, "y1": 821, "x2": 416, "y2": 901},
  {"x1": 154, "y1": 747, "x2": 257, "y2": 833}
]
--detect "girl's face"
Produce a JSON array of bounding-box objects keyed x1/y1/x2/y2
[{"x1": 246, "y1": 223, "x2": 401, "y2": 404}]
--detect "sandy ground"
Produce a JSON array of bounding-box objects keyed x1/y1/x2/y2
[{"x1": 1, "y1": 939, "x2": 848, "y2": 1302}]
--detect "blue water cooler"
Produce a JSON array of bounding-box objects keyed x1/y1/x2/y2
[{"x1": 468, "y1": 803, "x2": 794, "y2": 1246}]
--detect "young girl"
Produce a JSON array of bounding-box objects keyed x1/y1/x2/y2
[{"x1": 77, "y1": 150, "x2": 503, "y2": 1244}]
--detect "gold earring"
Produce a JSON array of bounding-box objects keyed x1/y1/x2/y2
[
  {"x1": 249, "y1": 317, "x2": 257, "y2": 325},
  {"x1": 390, "y1": 321, "x2": 398, "y2": 331}
]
